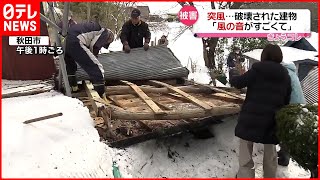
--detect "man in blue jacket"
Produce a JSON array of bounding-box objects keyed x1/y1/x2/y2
[{"x1": 64, "y1": 21, "x2": 114, "y2": 96}]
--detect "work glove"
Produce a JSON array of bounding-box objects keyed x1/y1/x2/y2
[
  {"x1": 123, "y1": 44, "x2": 131, "y2": 53},
  {"x1": 144, "y1": 43, "x2": 149, "y2": 51}
]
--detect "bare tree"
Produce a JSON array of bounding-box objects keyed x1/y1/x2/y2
[
  {"x1": 87, "y1": 2, "x2": 91, "y2": 21},
  {"x1": 178, "y1": 2, "x2": 248, "y2": 86}
]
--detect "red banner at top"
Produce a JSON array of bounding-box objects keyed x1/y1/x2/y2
[{"x1": 0, "y1": 0, "x2": 40, "y2": 36}]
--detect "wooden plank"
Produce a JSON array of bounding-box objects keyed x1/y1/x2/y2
[
  {"x1": 191, "y1": 81, "x2": 245, "y2": 101},
  {"x1": 84, "y1": 80, "x2": 111, "y2": 116},
  {"x1": 108, "y1": 96, "x2": 127, "y2": 109},
  {"x1": 149, "y1": 80, "x2": 212, "y2": 111},
  {"x1": 2, "y1": 87, "x2": 52, "y2": 99},
  {"x1": 106, "y1": 85, "x2": 212, "y2": 96},
  {"x1": 23, "y1": 113, "x2": 63, "y2": 124},
  {"x1": 121, "y1": 80, "x2": 165, "y2": 115},
  {"x1": 152, "y1": 99, "x2": 172, "y2": 110},
  {"x1": 84, "y1": 81, "x2": 100, "y2": 115}
]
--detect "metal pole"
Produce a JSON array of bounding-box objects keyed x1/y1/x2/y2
[
  {"x1": 61, "y1": 3, "x2": 70, "y2": 38},
  {"x1": 46, "y1": 2, "x2": 63, "y2": 91},
  {"x1": 59, "y1": 2, "x2": 72, "y2": 96},
  {"x1": 41, "y1": 2, "x2": 71, "y2": 96},
  {"x1": 40, "y1": 13, "x2": 61, "y2": 32}
]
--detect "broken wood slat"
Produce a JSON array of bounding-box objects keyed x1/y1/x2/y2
[
  {"x1": 23, "y1": 113, "x2": 63, "y2": 124},
  {"x1": 152, "y1": 99, "x2": 172, "y2": 110},
  {"x1": 209, "y1": 86, "x2": 245, "y2": 101},
  {"x1": 84, "y1": 81, "x2": 111, "y2": 116},
  {"x1": 103, "y1": 104, "x2": 240, "y2": 120},
  {"x1": 84, "y1": 81, "x2": 100, "y2": 115},
  {"x1": 191, "y1": 81, "x2": 245, "y2": 101},
  {"x1": 106, "y1": 85, "x2": 212, "y2": 95},
  {"x1": 2, "y1": 87, "x2": 52, "y2": 99},
  {"x1": 211, "y1": 93, "x2": 244, "y2": 104},
  {"x1": 149, "y1": 80, "x2": 212, "y2": 111},
  {"x1": 108, "y1": 96, "x2": 127, "y2": 109},
  {"x1": 99, "y1": 108, "x2": 115, "y2": 137},
  {"x1": 121, "y1": 80, "x2": 165, "y2": 115}
]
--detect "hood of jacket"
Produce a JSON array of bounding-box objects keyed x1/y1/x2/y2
[{"x1": 282, "y1": 62, "x2": 297, "y2": 73}]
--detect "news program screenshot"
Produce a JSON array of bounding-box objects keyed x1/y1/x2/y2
[{"x1": 1, "y1": 1, "x2": 319, "y2": 179}]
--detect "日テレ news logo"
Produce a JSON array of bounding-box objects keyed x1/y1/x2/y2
[{"x1": 1, "y1": 1, "x2": 40, "y2": 35}]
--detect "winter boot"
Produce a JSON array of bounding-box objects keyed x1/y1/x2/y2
[
  {"x1": 68, "y1": 75, "x2": 79, "y2": 93},
  {"x1": 278, "y1": 149, "x2": 290, "y2": 166},
  {"x1": 93, "y1": 83, "x2": 106, "y2": 97}
]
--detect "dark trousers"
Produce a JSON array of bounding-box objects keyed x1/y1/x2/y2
[
  {"x1": 229, "y1": 68, "x2": 240, "y2": 81},
  {"x1": 278, "y1": 144, "x2": 290, "y2": 166},
  {"x1": 65, "y1": 39, "x2": 105, "y2": 96}
]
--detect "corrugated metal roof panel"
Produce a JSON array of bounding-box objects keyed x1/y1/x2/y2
[{"x1": 76, "y1": 46, "x2": 189, "y2": 81}]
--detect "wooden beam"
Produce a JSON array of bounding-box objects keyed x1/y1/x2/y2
[
  {"x1": 106, "y1": 85, "x2": 212, "y2": 95},
  {"x1": 23, "y1": 113, "x2": 63, "y2": 124},
  {"x1": 108, "y1": 96, "x2": 127, "y2": 109},
  {"x1": 84, "y1": 81, "x2": 110, "y2": 116},
  {"x1": 191, "y1": 81, "x2": 245, "y2": 101},
  {"x1": 121, "y1": 80, "x2": 165, "y2": 115},
  {"x1": 149, "y1": 80, "x2": 212, "y2": 111},
  {"x1": 2, "y1": 87, "x2": 52, "y2": 99},
  {"x1": 104, "y1": 104, "x2": 240, "y2": 120}
]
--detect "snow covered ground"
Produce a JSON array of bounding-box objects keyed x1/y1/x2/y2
[{"x1": 2, "y1": 85, "x2": 310, "y2": 178}]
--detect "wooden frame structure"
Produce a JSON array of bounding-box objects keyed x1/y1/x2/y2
[{"x1": 79, "y1": 79, "x2": 244, "y2": 147}]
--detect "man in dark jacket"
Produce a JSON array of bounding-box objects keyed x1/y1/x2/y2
[
  {"x1": 64, "y1": 21, "x2": 114, "y2": 96},
  {"x1": 227, "y1": 47, "x2": 245, "y2": 81},
  {"x1": 230, "y1": 44, "x2": 291, "y2": 178},
  {"x1": 120, "y1": 8, "x2": 151, "y2": 53}
]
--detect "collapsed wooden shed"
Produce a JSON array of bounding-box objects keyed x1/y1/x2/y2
[{"x1": 73, "y1": 47, "x2": 244, "y2": 147}]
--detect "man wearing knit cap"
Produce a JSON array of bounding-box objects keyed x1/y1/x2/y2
[
  {"x1": 64, "y1": 21, "x2": 114, "y2": 96},
  {"x1": 120, "y1": 8, "x2": 151, "y2": 53}
]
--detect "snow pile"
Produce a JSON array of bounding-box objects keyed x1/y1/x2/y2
[
  {"x1": 2, "y1": 92, "x2": 122, "y2": 178},
  {"x1": 108, "y1": 117, "x2": 309, "y2": 178},
  {"x1": 305, "y1": 32, "x2": 318, "y2": 52},
  {"x1": 2, "y1": 89, "x2": 310, "y2": 178}
]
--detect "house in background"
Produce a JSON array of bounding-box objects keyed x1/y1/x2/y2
[
  {"x1": 244, "y1": 32, "x2": 318, "y2": 81},
  {"x1": 125, "y1": 6, "x2": 150, "y2": 21},
  {"x1": 149, "y1": 14, "x2": 164, "y2": 22},
  {"x1": 3, "y1": 3, "x2": 56, "y2": 80},
  {"x1": 301, "y1": 67, "x2": 318, "y2": 104}
]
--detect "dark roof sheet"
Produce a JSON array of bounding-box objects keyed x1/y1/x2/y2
[
  {"x1": 284, "y1": 38, "x2": 317, "y2": 52},
  {"x1": 76, "y1": 46, "x2": 189, "y2": 81}
]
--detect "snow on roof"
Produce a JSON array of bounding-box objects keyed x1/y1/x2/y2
[
  {"x1": 244, "y1": 46, "x2": 318, "y2": 64},
  {"x1": 306, "y1": 32, "x2": 318, "y2": 52}
]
